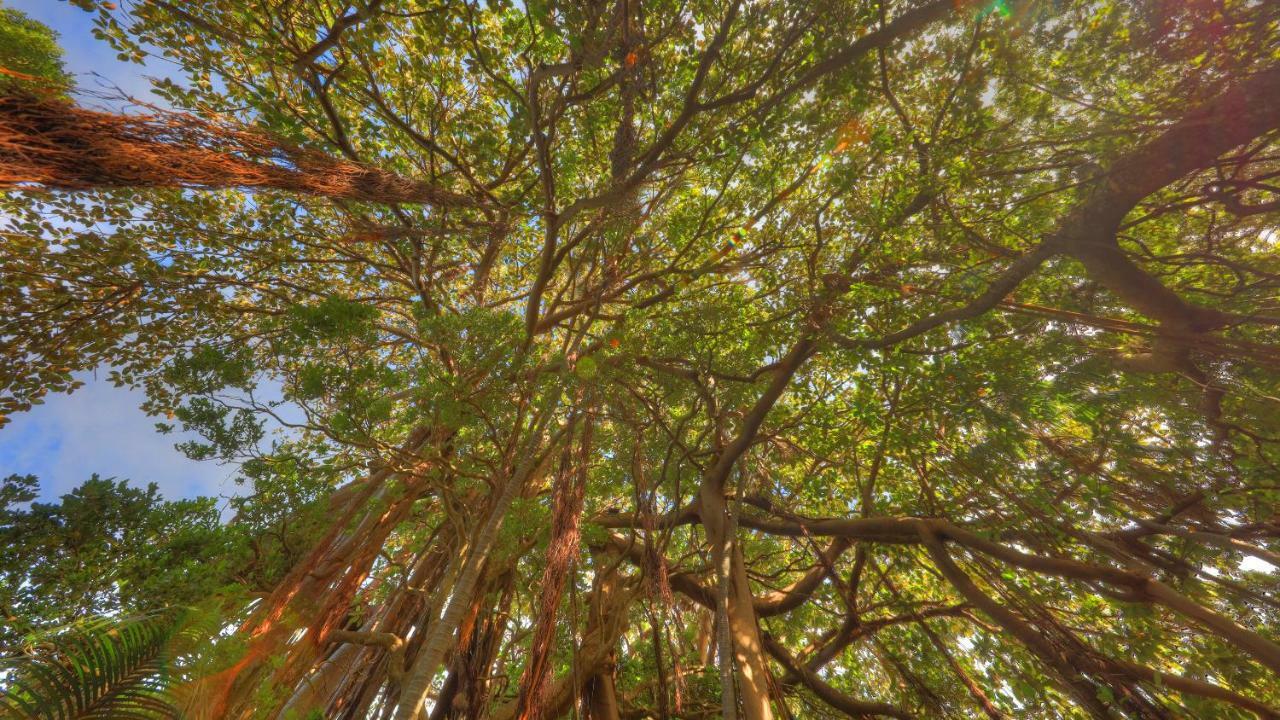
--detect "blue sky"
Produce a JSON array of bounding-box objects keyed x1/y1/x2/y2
[
  {"x1": 1, "y1": 1, "x2": 234, "y2": 504},
  {"x1": 7, "y1": 0, "x2": 172, "y2": 104}
]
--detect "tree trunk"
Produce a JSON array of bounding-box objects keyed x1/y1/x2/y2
[
  {"x1": 700, "y1": 481, "x2": 773, "y2": 720},
  {"x1": 515, "y1": 413, "x2": 593, "y2": 720},
  {"x1": 583, "y1": 669, "x2": 622, "y2": 720},
  {"x1": 394, "y1": 412, "x2": 562, "y2": 720}
]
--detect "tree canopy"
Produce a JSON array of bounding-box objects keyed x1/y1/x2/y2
[
  {"x1": 0, "y1": 473, "x2": 241, "y2": 647},
  {"x1": 0, "y1": 6, "x2": 70, "y2": 94},
  {"x1": 2, "y1": 1, "x2": 1279, "y2": 719}
]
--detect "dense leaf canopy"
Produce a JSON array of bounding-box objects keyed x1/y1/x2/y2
[
  {"x1": 0, "y1": 5, "x2": 70, "y2": 93},
  {"x1": 2, "y1": 1, "x2": 1279, "y2": 719},
  {"x1": 0, "y1": 474, "x2": 241, "y2": 647}
]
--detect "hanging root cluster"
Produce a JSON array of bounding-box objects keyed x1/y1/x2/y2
[
  {"x1": 0, "y1": 94, "x2": 477, "y2": 207},
  {"x1": 514, "y1": 420, "x2": 593, "y2": 720}
]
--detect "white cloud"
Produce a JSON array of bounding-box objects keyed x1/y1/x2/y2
[
  {"x1": 0, "y1": 4, "x2": 243, "y2": 506},
  {"x1": 0, "y1": 372, "x2": 236, "y2": 504}
]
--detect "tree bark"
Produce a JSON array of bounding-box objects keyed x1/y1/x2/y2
[
  {"x1": 700, "y1": 482, "x2": 773, "y2": 720},
  {"x1": 394, "y1": 409, "x2": 563, "y2": 720},
  {"x1": 0, "y1": 95, "x2": 479, "y2": 207},
  {"x1": 918, "y1": 526, "x2": 1117, "y2": 720}
]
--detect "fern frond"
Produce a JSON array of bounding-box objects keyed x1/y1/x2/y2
[{"x1": 0, "y1": 612, "x2": 185, "y2": 719}]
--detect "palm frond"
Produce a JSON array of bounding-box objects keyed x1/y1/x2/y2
[{"x1": 0, "y1": 612, "x2": 186, "y2": 719}]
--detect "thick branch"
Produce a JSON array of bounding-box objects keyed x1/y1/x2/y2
[
  {"x1": 1061, "y1": 64, "x2": 1280, "y2": 330},
  {"x1": 0, "y1": 95, "x2": 479, "y2": 208},
  {"x1": 293, "y1": 0, "x2": 387, "y2": 72},
  {"x1": 762, "y1": 633, "x2": 914, "y2": 720}
]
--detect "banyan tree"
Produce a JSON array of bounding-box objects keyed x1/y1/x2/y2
[{"x1": 1, "y1": 0, "x2": 1279, "y2": 718}]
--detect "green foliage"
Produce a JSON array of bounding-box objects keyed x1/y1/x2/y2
[
  {"x1": 285, "y1": 296, "x2": 379, "y2": 341},
  {"x1": 0, "y1": 475, "x2": 243, "y2": 650},
  {"x1": 0, "y1": 5, "x2": 71, "y2": 93},
  {"x1": 0, "y1": 612, "x2": 185, "y2": 720},
  {"x1": 2, "y1": 0, "x2": 1280, "y2": 717}
]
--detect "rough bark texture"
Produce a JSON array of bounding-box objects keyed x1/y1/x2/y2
[{"x1": 0, "y1": 95, "x2": 478, "y2": 206}]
